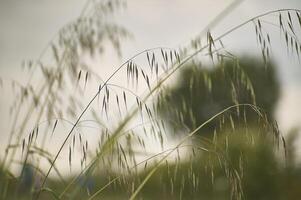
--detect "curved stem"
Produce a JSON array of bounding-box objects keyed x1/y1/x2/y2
[
  {"x1": 35, "y1": 46, "x2": 175, "y2": 199},
  {"x1": 36, "y1": 8, "x2": 300, "y2": 199},
  {"x1": 128, "y1": 104, "x2": 255, "y2": 200},
  {"x1": 61, "y1": 8, "x2": 300, "y2": 198},
  {"x1": 87, "y1": 144, "x2": 212, "y2": 200}
]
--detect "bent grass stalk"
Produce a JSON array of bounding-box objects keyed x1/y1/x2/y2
[
  {"x1": 128, "y1": 104, "x2": 261, "y2": 200},
  {"x1": 88, "y1": 144, "x2": 211, "y2": 200},
  {"x1": 30, "y1": 7, "x2": 299, "y2": 200},
  {"x1": 63, "y1": 8, "x2": 300, "y2": 193},
  {"x1": 35, "y1": 46, "x2": 173, "y2": 199},
  {"x1": 88, "y1": 103, "x2": 262, "y2": 200}
]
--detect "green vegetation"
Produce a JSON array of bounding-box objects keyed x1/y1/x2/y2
[{"x1": 159, "y1": 57, "x2": 280, "y2": 137}]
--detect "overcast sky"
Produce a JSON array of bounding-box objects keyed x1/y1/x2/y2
[{"x1": 1, "y1": 0, "x2": 300, "y2": 126}]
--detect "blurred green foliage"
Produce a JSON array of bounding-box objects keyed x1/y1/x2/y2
[
  {"x1": 159, "y1": 57, "x2": 280, "y2": 137},
  {"x1": 136, "y1": 129, "x2": 301, "y2": 200}
]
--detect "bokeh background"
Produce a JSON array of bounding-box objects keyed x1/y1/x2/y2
[{"x1": 0, "y1": 0, "x2": 301, "y2": 199}]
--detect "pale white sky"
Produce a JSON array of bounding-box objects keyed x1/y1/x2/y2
[
  {"x1": 1, "y1": 0, "x2": 299, "y2": 126},
  {"x1": 0, "y1": 0, "x2": 301, "y2": 175}
]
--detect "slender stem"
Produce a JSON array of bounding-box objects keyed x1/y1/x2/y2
[
  {"x1": 36, "y1": 8, "x2": 300, "y2": 199},
  {"x1": 87, "y1": 144, "x2": 211, "y2": 200},
  {"x1": 35, "y1": 46, "x2": 172, "y2": 199},
  {"x1": 128, "y1": 104, "x2": 255, "y2": 200},
  {"x1": 60, "y1": 8, "x2": 301, "y2": 198}
]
